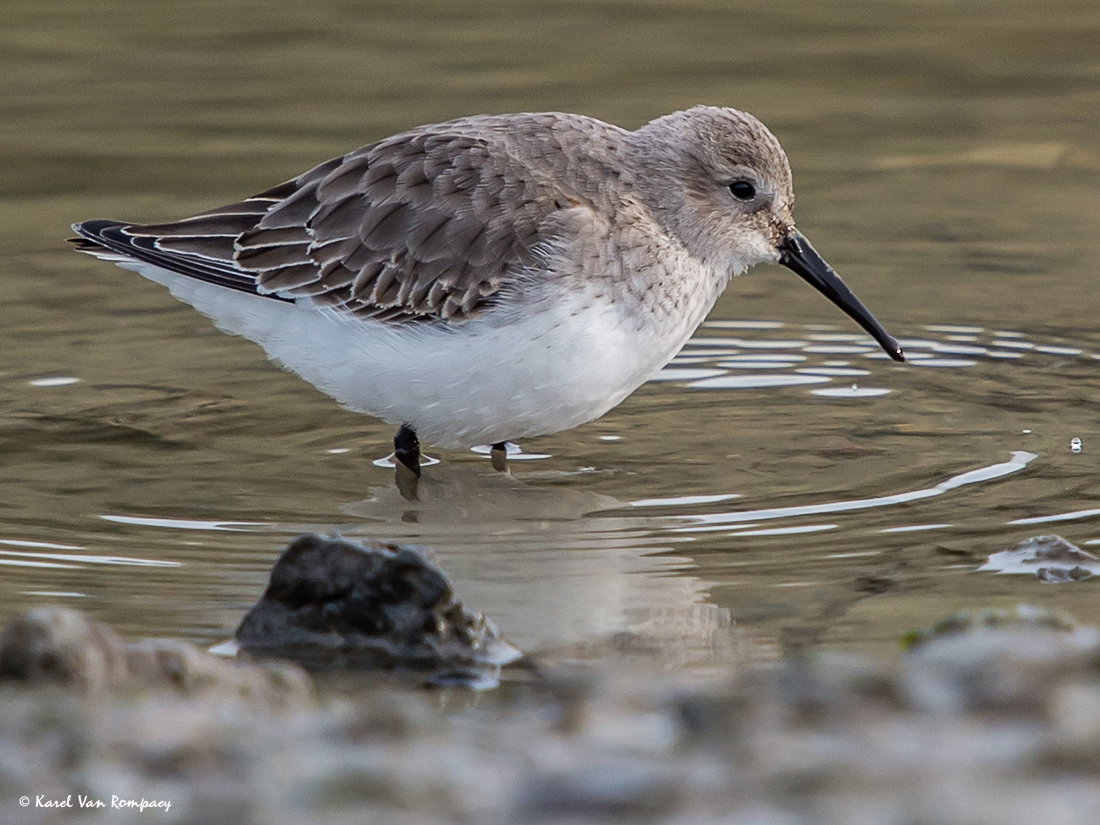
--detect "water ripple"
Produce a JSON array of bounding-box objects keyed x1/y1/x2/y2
[{"x1": 670, "y1": 451, "x2": 1037, "y2": 530}]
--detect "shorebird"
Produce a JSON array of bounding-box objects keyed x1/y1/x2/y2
[{"x1": 72, "y1": 106, "x2": 904, "y2": 489}]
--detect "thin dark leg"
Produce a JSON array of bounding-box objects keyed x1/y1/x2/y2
[
  {"x1": 490, "y1": 441, "x2": 509, "y2": 473},
  {"x1": 393, "y1": 424, "x2": 421, "y2": 501},
  {"x1": 393, "y1": 424, "x2": 422, "y2": 477}
]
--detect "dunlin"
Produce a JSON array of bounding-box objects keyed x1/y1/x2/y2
[{"x1": 73, "y1": 106, "x2": 904, "y2": 480}]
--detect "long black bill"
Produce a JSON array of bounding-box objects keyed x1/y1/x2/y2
[{"x1": 777, "y1": 231, "x2": 905, "y2": 362}]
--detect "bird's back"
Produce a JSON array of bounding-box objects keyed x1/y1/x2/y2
[{"x1": 73, "y1": 113, "x2": 632, "y2": 325}]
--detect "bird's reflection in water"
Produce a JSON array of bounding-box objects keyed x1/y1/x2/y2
[{"x1": 339, "y1": 462, "x2": 772, "y2": 674}]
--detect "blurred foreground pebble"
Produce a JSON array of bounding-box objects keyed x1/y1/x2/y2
[{"x1": 1, "y1": 535, "x2": 1100, "y2": 823}]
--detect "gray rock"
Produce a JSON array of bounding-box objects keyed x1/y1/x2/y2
[
  {"x1": 234, "y1": 534, "x2": 519, "y2": 679},
  {"x1": 979, "y1": 535, "x2": 1100, "y2": 581},
  {"x1": 0, "y1": 606, "x2": 131, "y2": 693},
  {"x1": 901, "y1": 605, "x2": 1100, "y2": 714},
  {"x1": 126, "y1": 637, "x2": 313, "y2": 707},
  {"x1": 6, "y1": 601, "x2": 1100, "y2": 823},
  {"x1": 0, "y1": 605, "x2": 313, "y2": 708},
  {"x1": 517, "y1": 762, "x2": 684, "y2": 822}
]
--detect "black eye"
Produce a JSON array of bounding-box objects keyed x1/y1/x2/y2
[{"x1": 729, "y1": 180, "x2": 756, "y2": 201}]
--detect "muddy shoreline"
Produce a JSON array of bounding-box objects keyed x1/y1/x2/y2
[{"x1": 3, "y1": 535, "x2": 1100, "y2": 824}]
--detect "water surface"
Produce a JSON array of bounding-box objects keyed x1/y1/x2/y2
[{"x1": 2, "y1": 0, "x2": 1098, "y2": 658}]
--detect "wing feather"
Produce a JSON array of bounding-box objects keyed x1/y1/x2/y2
[{"x1": 73, "y1": 114, "x2": 623, "y2": 323}]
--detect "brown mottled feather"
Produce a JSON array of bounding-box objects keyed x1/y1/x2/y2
[{"x1": 74, "y1": 114, "x2": 630, "y2": 323}]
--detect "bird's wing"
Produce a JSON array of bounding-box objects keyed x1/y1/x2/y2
[{"x1": 72, "y1": 122, "x2": 596, "y2": 323}]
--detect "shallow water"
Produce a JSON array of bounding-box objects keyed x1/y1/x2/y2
[{"x1": 1, "y1": 0, "x2": 1098, "y2": 658}]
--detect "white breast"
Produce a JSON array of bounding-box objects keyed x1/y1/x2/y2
[{"x1": 103, "y1": 245, "x2": 726, "y2": 449}]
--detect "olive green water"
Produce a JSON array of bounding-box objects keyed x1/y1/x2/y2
[{"x1": 1, "y1": 0, "x2": 1098, "y2": 658}]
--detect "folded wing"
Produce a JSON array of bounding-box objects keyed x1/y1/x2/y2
[{"x1": 73, "y1": 122, "x2": 588, "y2": 324}]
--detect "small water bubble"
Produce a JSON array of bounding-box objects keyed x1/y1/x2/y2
[{"x1": 1071, "y1": 437, "x2": 1082, "y2": 453}]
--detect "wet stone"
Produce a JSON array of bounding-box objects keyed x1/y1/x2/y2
[
  {"x1": 0, "y1": 606, "x2": 129, "y2": 693},
  {"x1": 1050, "y1": 682, "x2": 1100, "y2": 755},
  {"x1": 5, "y1": 601, "x2": 1100, "y2": 822},
  {"x1": 517, "y1": 762, "x2": 684, "y2": 822},
  {"x1": 234, "y1": 534, "x2": 518, "y2": 679},
  {"x1": 901, "y1": 604, "x2": 1087, "y2": 650},
  {"x1": 979, "y1": 534, "x2": 1100, "y2": 581},
  {"x1": 901, "y1": 605, "x2": 1100, "y2": 715},
  {"x1": 0, "y1": 606, "x2": 313, "y2": 708},
  {"x1": 125, "y1": 638, "x2": 314, "y2": 707}
]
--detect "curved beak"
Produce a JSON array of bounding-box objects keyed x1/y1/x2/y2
[{"x1": 777, "y1": 231, "x2": 904, "y2": 362}]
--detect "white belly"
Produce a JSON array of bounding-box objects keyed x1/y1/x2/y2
[{"x1": 116, "y1": 259, "x2": 707, "y2": 448}]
